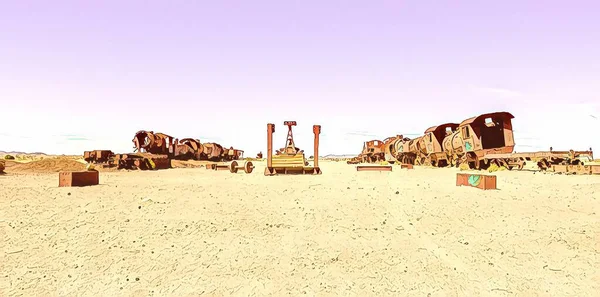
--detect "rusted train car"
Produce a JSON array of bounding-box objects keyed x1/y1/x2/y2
[
  {"x1": 131, "y1": 130, "x2": 241, "y2": 162},
  {"x1": 374, "y1": 111, "x2": 594, "y2": 171},
  {"x1": 422, "y1": 123, "x2": 459, "y2": 167},
  {"x1": 449, "y1": 112, "x2": 516, "y2": 169},
  {"x1": 383, "y1": 135, "x2": 408, "y2": 163},
  {"x1": 84, "y1": 130, "x2": 244, "y2": 170},
  {"x1": 347, "y1": 140, "x2": 386, "y2": 164},
  {"x1": 391, "y1": 135, "x2": 427, "y2": 165},
  {"x1": 384, "y1": 112, "x2": 516, "y2": 168}
]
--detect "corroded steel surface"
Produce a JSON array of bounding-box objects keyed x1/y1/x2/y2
[
  {"x1": 59, "y1": 171, "x2": 100, "y2": 187},
  {"x1": 356, "y1": 165, "x2": 392, "y2": 171},
  {"x1": 203, "y1": 143, "x2": 224, "y2": 161},
  {"x1": 132, "y1": 130, "x2": 175, "y2": 155},
  {"x1": 456, "y1": 173, "x2": 497, "y2": 190},
  {"x1": 84, "y1": 150, "x2": 114, "y2": 163},
  {"x1": 348, "y1": 138, "x2": 389, "y2": 164}
]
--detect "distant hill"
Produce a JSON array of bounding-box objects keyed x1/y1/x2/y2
[
  {"x1": 322, "y1": 154, "x2": 356, "y2": 159},
  {"x1": 0, "y1": 150, "x2": 48, "y2": 155}
]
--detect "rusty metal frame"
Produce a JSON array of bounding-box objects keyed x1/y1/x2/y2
[{"x1": 264, "y1": 122, "x2": 322, "y2": 176}]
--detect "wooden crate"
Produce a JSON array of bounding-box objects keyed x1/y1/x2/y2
[
  {"x1": 59, "y1": 171, "x2": 99, "y2": 187},
  {"x1": 456, "y1": 173, "x2": 496, "y2": 190}
]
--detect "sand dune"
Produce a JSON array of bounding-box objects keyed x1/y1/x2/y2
[{"x1": 1, "y1": 161, "x2": 599, "y2": 296}]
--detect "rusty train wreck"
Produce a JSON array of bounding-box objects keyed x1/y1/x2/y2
[
  {"x1": 84, "y1": 130, "x2": 244, "y2": 170},
  {"x1": 348, "y1": 111, "x2": 596, "y2": 173}
]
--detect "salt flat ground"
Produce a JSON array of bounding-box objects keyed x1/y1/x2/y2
[{"x1": 1, "y1": 161, "x2": 599, "y2": 297}]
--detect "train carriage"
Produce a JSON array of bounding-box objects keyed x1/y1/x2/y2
[
  {"x1": 422, "y1": 123, "x2": 459, "y2": 167},
  {"x1": 452, "y1": 112, "x2": 516, "y2": 169},
  {"x1": 346, "y1": 110, "x2": 595, "y2": 173}
]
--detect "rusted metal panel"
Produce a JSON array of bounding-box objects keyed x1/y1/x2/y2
[
  {"x1": 356, "y1": 165, "x2": 392, "y2": 171},
  {"x1": 483, "y1": 150, "x2": 593, "y2": 160},
  {"x1": 203, "y1": 143, "x2": 224, "y2": 161},
  {"x1": 459, "y1": 112, "x2": 515, "y2": 127},
  {"x1": 568, "y1": 165, "x2": 592, "y2": 174},
  {"x1": 132, "y1": 130, "x2": 175, "y2": 155},
  {"x1": 59, "y1": 171, "x2": 99, "y2": 187},
  {"x1": 383, "y1": 135, "x2": 405, "y2": 162},
  {"x1": 399, "y1": 163, "x2": 413, "y2": 169},
  {"x1": 456, "y1": 173, "x2": 497, "y2": 190},
  {"x1": 551, "y1": 164, "x2": 600, "y2": 175},
  {"x1": 84, "y1": 150, "x2": 114, "y2": 163},
  {"x1": 421, "y1": 123, "x2": 459, "y2": 167},
  {"x1": 551, "y1": 165, "x2": 568, "y2": 173}
]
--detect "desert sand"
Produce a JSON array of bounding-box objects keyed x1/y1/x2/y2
[{"x1": 1, "y1": 159, "x2": 599, "y2": 296}]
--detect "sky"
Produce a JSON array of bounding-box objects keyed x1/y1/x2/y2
[{"x1": 1, "y1": 0, "x2": 599, "y2": 157}]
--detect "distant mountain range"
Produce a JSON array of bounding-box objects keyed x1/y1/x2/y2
[
  {"x1": 0, "y1": 151, "x2": 48, "y2": 155},
  {"x1": 322, "y1": 154, "x2": 356, "y2": 159}
]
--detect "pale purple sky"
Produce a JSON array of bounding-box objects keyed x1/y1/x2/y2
[{"x1": 1, "y1": 0, "x2": 599, "y2": 156}]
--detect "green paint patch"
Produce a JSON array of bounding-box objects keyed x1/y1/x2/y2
[
  {"x1": 465, "y1": 142, "x2": 472, "y2": 151},
  {"x1": 468, "y1": 175, "x2": 481, "y2": 187}
]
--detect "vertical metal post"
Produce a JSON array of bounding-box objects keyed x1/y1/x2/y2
[
  {"x1": 267, "y1": 123, "x2": 274, "y2": 169},
  {"x1": 313, "y1": 125, "x2": 321, "y2": 168}
]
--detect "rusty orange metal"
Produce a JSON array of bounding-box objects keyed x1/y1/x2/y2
[
  {"x1": 84, "y1": 150, "x2": 115, "y2": 164},
  {"x1": 422, "y1": 123, "x2": 459, "y2": 167},
  {"x1": 456, "y1": 173, "x2": 497, "y2": 190},
  {"x1": 59, "y1": 171, "x2": 100, "y2": 187},
  {"x1": 348, "y1": 139, "x2": 388, "y2": 164},
  {"x1": 229, "y1": 161, "x2": 255, "y2": 173},
  {"x1": 132, "y1": 130, "x2": 175, "y2": 155},
  {"x1": 264, "y1": 121, "x2": 322, "y2": 175},
  {"x1": 356, "y1": 165, "x2": 392, "y2": 171}
]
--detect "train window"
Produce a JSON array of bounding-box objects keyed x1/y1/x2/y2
[
  {"x1": 428, "y1": 133, "x2": 432, "y2": 142},
  {"x1": 484, "y1": 117, "x2": 495, "y2": 127},
  {"x1": 461, "y1": 127, "x2": 470, "y2": 139},
  {"x1": 445, "y1": 127, "x2": 453, "y2": 136}
]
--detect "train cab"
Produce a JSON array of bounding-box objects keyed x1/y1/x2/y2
[
  {"x1": 423, "y1": 123, "x2": 459, "y2": 154},
  {"x1": 457, "y1": 112, "x2": 515, "y2": 155}
]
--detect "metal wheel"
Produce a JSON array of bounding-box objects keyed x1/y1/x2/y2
[{"x1": 229, "y1": 161, "x2": 238, "y2": 173}]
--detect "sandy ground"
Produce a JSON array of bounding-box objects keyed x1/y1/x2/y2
[{"x1": 1, "y1": 160, "x2": 599, "y2": 296}]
